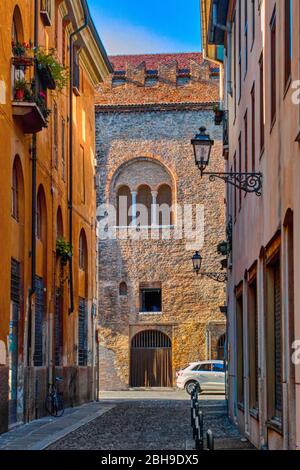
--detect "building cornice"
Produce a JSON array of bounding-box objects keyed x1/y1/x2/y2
[
  {"x1": 65, "y1": 0, "x2": 112, "y2": 85},
  {"x1": 95, "y1": 101, "x2": 217, "y2": 114}
]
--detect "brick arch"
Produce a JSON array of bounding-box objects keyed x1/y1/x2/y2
[{"x1": 108, "y1": 156, "x2": 177, "y2": 205}]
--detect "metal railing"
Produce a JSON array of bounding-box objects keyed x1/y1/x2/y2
[{"x1": 190, "y1": 384, "x2": 214, "y2": 451}]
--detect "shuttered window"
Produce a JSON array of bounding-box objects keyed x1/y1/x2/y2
[
  {"x1": 270, "y1": 8, "x2": 276, "y2": 125},
  {"x1": 78, "y1": 298, "x2": 88, "y2": 366},
  {"x1": 236, "y1": 291, "x2": 244, "y2": 406},
  {"x1": 274, "y1": 262, "x2": 282, "y2": 418},
  {"x1": 11, "y1": 259, "x2": 21, "y2": 304},
  {"x1": 53, "y1": 102, "x2": 58, "y2": 169},
  {"x1": 248, "y1": 277, "x2": 259, "y2": 411},
  {"x1": 55, "y1": 288, "x2": 63, "y2": 366},
  {"x1": 34, "y1": 276, "x2": 45, "y2": 367}
]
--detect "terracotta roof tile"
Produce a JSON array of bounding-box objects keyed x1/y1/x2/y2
[{"x1": 109, "y1": 52, "x2": 204, "y2": 71}]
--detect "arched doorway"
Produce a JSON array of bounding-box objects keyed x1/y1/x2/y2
[{"x1": 130, "y1": 330, "x2": 172, "y2": 387}]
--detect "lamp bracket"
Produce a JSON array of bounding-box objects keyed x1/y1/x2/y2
[
  {"x1": 200, "y1": 272, "x2": 228, "y2": 283},
  {"x1": 201, "y1": 171, "x2": 263, "y2": 197}
]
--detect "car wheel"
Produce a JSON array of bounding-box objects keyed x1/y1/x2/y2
[{"x1": 185, "y1": 381, "x2": 199, "y2": 395}]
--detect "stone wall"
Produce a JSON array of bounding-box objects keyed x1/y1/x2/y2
[{"x1": 96, "y1": 55, "x2": 226, "y2": 391}]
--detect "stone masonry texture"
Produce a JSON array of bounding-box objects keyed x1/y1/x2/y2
[{"x1": 95, "y1": 54, "x2": 226, "y2": 390}]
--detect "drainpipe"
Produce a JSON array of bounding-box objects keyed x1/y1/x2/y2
[
  {"x1": 28, "y1": 0, "x2": 39, "y2": 367},
  {"x1": 68, "y1": 2, "x2": 88, "y2": 314}
]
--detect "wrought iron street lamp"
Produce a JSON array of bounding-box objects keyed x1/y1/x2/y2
[
  {"x1": 191, "y1": 126, "x2": 263, "y2": 196},
  {"x1": 192, "y1": 251, "x2": 227, "y2": 283}
]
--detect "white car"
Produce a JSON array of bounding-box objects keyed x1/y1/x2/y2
[{"x1": 176, "y1": 360, "x2": 225, "y2": 395}]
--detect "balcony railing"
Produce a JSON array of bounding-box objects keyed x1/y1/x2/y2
[{"x1": 12, "y1": 55, "x2": 48, "y2": 133}]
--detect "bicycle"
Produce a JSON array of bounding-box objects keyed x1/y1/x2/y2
[{"x1": 45, "y1": 376, "x2": 65, "y2": 417}]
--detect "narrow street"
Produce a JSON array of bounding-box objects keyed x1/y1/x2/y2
[{"x1": 0, "y1": 391, "x2": 253, "y2": 451}]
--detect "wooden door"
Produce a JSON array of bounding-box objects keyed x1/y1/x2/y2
[{"x1": 130, "y1": 330, "x2": 172, "y2": 387}]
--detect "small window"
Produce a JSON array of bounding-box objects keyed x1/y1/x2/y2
[
  {"x1": 119, "y1": 282, "x2": 127, "y2": 296},
  {"x1": 140, "y1": 288, "x2": 162, "y2": 313},
  {"x1": 212, "y1": 362, "x2": 225, "y2": 372}
]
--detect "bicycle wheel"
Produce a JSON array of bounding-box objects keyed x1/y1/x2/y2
[
  {"x1": 45, "y1": 393, "x2": 64, "y2": 417},
  {"x1": 45, "y1": 394, "x2": 56, "y2": 416},
  {"x1": 54, "y1": 394, "x2": 65, "y2": 417}
]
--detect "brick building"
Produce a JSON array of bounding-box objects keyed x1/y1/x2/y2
[{"x1": 95, "y1": 53, "x2": 226, "y2": 391}]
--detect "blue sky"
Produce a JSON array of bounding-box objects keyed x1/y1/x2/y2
[{"x1": 88, "y1": 0, "x2": 201, "y2": 55}]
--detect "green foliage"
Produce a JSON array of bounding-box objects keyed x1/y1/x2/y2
[
  {"x1": 56, "y1": 238, "x2": 73, "y2": 266},
  {"x1": 12, "y1": 40, "x2": 33, "y2": 57},
  {"x1": 14, "y1": 78, "x2": 27, "y2": 90},
  {"x1": 217, "y1": 240, "x2": 230, "y2": 256},
  {"x1": 36, "y1": 47, "x2": 69, "y2": 92}
]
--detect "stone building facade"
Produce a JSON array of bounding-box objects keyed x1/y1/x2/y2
[{"x1": 95, "y1": 53, "x2": 226, "y2": 391}]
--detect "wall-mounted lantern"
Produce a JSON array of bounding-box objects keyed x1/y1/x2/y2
[{"x1": 191, "y1": 127, "x2": 263, "y2": 196}]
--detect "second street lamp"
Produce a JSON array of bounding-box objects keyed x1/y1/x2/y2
[
  {"x1": 192, "y1": 251, "x2": 227, "y2": 284},
  {"x1": 191, "y1": 126, "x2": 263, "y2": 196}
]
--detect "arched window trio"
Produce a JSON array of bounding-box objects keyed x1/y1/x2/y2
[{"x1": 117, "y1": 184, "x2": 173, "y2": 227}]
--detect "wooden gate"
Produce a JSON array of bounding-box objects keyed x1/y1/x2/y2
[{"x1": 130, "y1": 330, "x2": 172, "y2": 388}]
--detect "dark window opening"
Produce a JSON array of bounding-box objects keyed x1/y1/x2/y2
[
  {"x1": 119, "y1": 282, "x2": 127, "y2": 296},
  {"x1": 140, "y1": 288, "x2": 162, "y2": 313}
]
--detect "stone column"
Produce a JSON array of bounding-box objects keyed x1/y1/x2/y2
[
  {"x1": 131, "y1": 191, "x2": 137, "y2": 226},
  {"x1": 151, "y1": 191, "x2": 158, "y2": 227}
]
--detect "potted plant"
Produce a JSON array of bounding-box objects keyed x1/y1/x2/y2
[
  {"x1": 36, "y1": 91, "x2": 52, "y2": 125},
  {"x1": 12, "y1": 40, "x2": 34, "y2": 67},
  {"x1": 213, "y1": 104, "x2": 224, "y2": 125},
  {"x1": 217, "y1": 240, "x2": 230, "y2": 257},
  {"x1": 14, "y1": 78, "x2": 27, "y2": 101},
  {"x1": 36, "y1": 47, "x2": 68, "y2": 91},
  {"x1": 56, "y1": 238, "x2": 73, "y2": 267}
]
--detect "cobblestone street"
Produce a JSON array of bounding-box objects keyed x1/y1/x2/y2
[{"x1": 46, "y1": 391, "x2": 253, "y2": 450}]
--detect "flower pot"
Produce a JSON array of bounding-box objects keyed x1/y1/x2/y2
[
  {"x1": 38, "y1": 64, "x2": 56, "y2": 90},
  {"x1": 15, "y1": 88, "x2": 25, "y2": 101}
]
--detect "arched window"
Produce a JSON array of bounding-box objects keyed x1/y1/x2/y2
[
  {"x1": 119, "y1": 282, "x2": 127, "y2": 296},
  {"x1": 137, "y1": 185, "x2": 152, "y2": 226},
  {"x1": 157, "y1": 184, "x2": 173, "y2": 226},
  {"x1": 12, "y1": 162, "x2": 19, "y2": 221},
  {"x1": 56, "y1": 206, "x2": 63, "y2": 238},
  {"x1": 12, "y1": 6, "x2": 24, "y2": 43},
  {"x1": 79, "y1": 229, "x2": 87, "y2": 271},
  {"x1": 117, "y1": 185, "x2": 131, "y2": 226}
]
